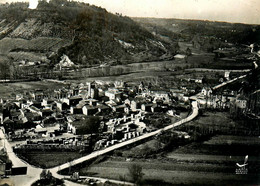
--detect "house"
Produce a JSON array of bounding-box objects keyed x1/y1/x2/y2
[
  {"x1": 114, "y1": 81, "x2": 125, "y2": 88},
  {"x1": 141, "y1": 103, "x2": 153, "y2": 112},
  {"x1": 224, "y1": 71, "x2": 230, "y2": 81},
  {"x1": 34, "y1": 127, "x2": 47, "y2": 135},
  {"x1": 87, "y1": 82, "x2": 98, "y2": 99},
  {"x1": 124, "y1": 105, "x2": 130, "y2": 115},
  {"x1": 42, "y1": 116, "x2": 56, "y2": 126},
  {"x1": 24, "y1": 112, "x2": 41, "y2": 124},
  {"x1": 105, "y1": 89, "x2": 121, "y2": 100},
  {"x1": 52, "y1": 112, "x2": 65, "y2": 123},
  {"x1": 170, "y1": 88, "x2": 185, "y2": 98},
  {"x1": 67, "y1": 122, "x2": 77, "y2": 134},
  {"x1": 54, "y1": 89, "x2": 68, "y2": 99},
  {"x1": 151, "y1": 104, "x2": 162, "y2": 113},
  {"x1": 96, "y1": 104, "x2": 110, "y2": 113},
  {"x1": 56, "y1": 101, "x2": 69, "y2": 111},
  {"x1": 42, "y1": 99, "x2": 54, "y2": 106},
  {"x1": 39, "y1": 109, "x2": 53, "y2": 117},
  {"x1": 71, "y1": 88, "x2": 80, "y2": 97},
  {"x1": 85, "y1": 99, "x2": 98, "y2": 106},
  {"x1": 236, "y1": 99, "x2": 247, "y2": 109},
  {"x1": 201, "y1": 87, "x2": 213, "y2": 97},
  {"x1": 82, "y1": 105, "x2": 98, "y2": 116},
  {"x1": 67, "y1": 116, "x2": 95, "y2": 135},
  {"x1": 112, "y1": 104, "x2": 126, "y2": 112},
  {"x1": 70, "y1": 106, "x2": 83, "y2": 115},
  {"x1": 124, "y1": 98, "x2": 134, "y2": 106},
  {"x1": 151, "y1": 91, "x2": 170, "y2": 102},
  {"x1": 30, "y1": 90, "x2": 46, "y2": 101},
  {"x1": 130, "y1": 100, "x2": 143, "y2": 111},
  {"x1": 3, "y1": 117, "x2": 14, "y2": 126},
  {"x1": 62, "y1": 97, "x2": 82, "y2": 107}
]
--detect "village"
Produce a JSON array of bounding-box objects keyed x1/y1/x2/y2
[
  {"x1": 1, "y1": 80, "x2": 188, "y2": 150},
  {"x1": 0, "y1": 67, "x2": 252, "y2": 176}
]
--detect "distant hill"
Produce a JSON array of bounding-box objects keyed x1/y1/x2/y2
[
  {"x1": 0, "y1": 0, "x2": 178, "y2": 66},
  {"x1": 133, "y1": 17, "x2": 260, "y2": 51}
]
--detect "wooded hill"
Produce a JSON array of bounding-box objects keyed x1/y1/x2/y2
[{"x1": 0, "y1": 0, "x2": 178, "y2": 66}]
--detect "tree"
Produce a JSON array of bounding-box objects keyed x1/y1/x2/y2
[
  {"x1": 46, "y1": 170, "x2": 52, "y2": 180},
  {"x1": 0, "y1": 62, "x2": 10, "y2": 80},
  {"x1": 40, "y1": 169, "x2": 47, "y2": 180},
  {"x1": 128, "y1": 163, "x2": 144, "y2": 183},
  {"x1": 40, "y1": 169, "x2": 52, "y2": 180},
  {"x1": 75, "y1": 116, "x2": 101, "y2": 135}
]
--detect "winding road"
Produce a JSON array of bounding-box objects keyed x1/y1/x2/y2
[
  {"x1": 1, "y1": 69, "x2": 247, "y2": 185},
  {"x1": 0, "y1": 129, "x2": 42, "y2": 186},
  {"x1": 0, "y1": 101, "x2": 198, "y2": 186},
  {"x1": 50, "y1": 101, "x2": 199, "y2": 177}
]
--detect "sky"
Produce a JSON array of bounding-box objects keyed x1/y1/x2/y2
[{"x1": 0, "y1": 0, "x2": 260, "y2": 25}]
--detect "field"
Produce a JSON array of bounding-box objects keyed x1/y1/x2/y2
[
  {"x1": 16, "y1": 151, "x2": 88, "y2": 169},
  {"x1": 0, "y1": 81, "x2": 65, "y2": 98},
  {"x1": 0, "y1": 37, "x2": 71, "y2": 54},
  {"x1": 75, "y1": 134, "x2": 260, "y2": 185},
  {"x1": 74, "y1": 112, "x2": 260, "y2": 185}
]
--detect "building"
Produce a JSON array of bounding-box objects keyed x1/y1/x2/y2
[
  {"x1": 70, "y1": 106, "x2": 83, "y2": 115},
  {"x1": 141, "y1": 103, "x2": 153, "y2": 112},
  {"x1": 82, "y1": 105, "x2": 98, "y2": 116},
  {"x1": 201, "y1": 87, "x2": 213, "y2": 97},
  {"x1": 56, "y1": 101, "x2": 69, "y2": 111},
  {"x1": 236, "y1": 99, "x2": 247, "y2": 109},
  {"x1": 151, "y1": 91, "x2": 170, "y2": 102},
  {"x1": 105, "y1": 89, "x2": 121, "y2": 100},
  {"x1": 87, "y1": 82, "x2": 98, "y2": 99},
  {"x1": 62, "y1": 97, "x2": 82, "y2": 107}
]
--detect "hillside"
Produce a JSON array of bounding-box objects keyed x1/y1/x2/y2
[
  {"x1": 0, "y1": 0, "x2": 178, "y2": 66},
  {"x1": 133, "y1": 17, "x2": 260, "y2": 52}
]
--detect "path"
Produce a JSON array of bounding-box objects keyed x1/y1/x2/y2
[
  {"x1": 49, "y1": 101, "x2": 199, "y2": 178},
  {"x1": 0, "y1": 129, "x2": 42, "y2": 186},
  {"x1": 0, "y1": 100, "x2": 198, "y2": 186},
  {"x1": 0, "y1": 70, "x2": 248, "y2": 185},
  {"x1": 212, "y1": 74, "x2": 247, "y2": 90}
]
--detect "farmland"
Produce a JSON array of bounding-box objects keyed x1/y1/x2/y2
[
  {"x1": 76, "y1": 150, "x2": 259, "y2": 185},
  {"x1": 73, "y1": 112, "x2": 260, "y2": 185},
  {"x1": 0, "y1": 81, "x2": 65, "y2": 98},
  {"x1": 16, "y1": 151, "x2": 88, "y2": 169}
]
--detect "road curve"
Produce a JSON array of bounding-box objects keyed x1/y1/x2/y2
[
  {"x1": 0, "y1": 101, "x2": 198, "y2": 186},
  {"x1": 1, "y1": 72, "x2": 248, "y2": 185},
  {"x1": 0, "y1": 129, "x2": 43, "y2": 186},
  {"x1": 50, "y1": 101, "x2": 199, "y2": 178}
]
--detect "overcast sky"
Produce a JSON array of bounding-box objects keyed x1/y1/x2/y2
[{"x1": 0, "y1": 0, "x2": 260, "y2": 25}]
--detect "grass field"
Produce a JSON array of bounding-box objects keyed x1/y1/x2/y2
[
  {"x1": 78, "y1": 155, "x2": 259, "y2": 185},
  {"x1": 74, "y1": 112, "x2": 260, "y2": 185},
  {"x1": 17, "y1": 151, "x2": 88, "y2": 169},
  {"x1": 0, "y1": 81, "x2": 65, "y2": 98}
]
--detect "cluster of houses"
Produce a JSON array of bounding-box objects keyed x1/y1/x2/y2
[
  {"x1": 197, "y1": 87, "x2": 248, "y2": 111},
  {"x1": 13, "y1": 136, "x2": 92, "y2": 152},
  {"x1": 0, "y1": 80, "x2": 195, "y2": 151}
]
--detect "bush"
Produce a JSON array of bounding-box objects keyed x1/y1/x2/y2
[{"x1": 128, "y1": 163, "x2": 144, "y2": 183}]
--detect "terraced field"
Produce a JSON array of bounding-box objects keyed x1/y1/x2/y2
[{"x1": 0, "y1": 37, "x2": 71, "y2": 54}]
